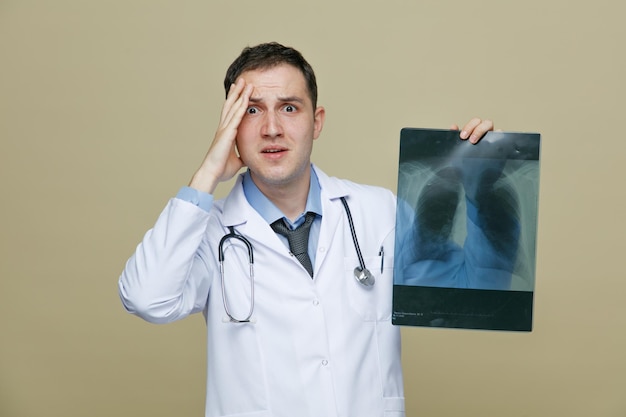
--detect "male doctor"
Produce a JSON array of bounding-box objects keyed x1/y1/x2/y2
[{"x1": 118, "y1": 42, "x2": 494, "y2": 417}]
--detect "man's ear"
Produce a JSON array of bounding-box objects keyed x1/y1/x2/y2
[{"x1": 313, "y1": 106, "x2": 325, "y2": 140}]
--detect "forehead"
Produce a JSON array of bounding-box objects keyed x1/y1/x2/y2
[{"x1": 241, "y1": 64, "x2": 310, "y2": 101}]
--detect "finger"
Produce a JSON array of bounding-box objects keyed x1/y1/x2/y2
[
  {"x1": 219, "y1": 78, "x2": 247, "y2": 124},
  {"x1": 219, "y1": 79, "x2": 246, "y2": 124},
  {"x1": 461, "y1": 118, "x2": 494, "y2": 144},
  {"x1": 450, "y1": 124, "x2": 459, "y2": 130},
  {"x1": 209, "y1": 84, "x2": 252, "y2": 165},
  {"x1": 459, "y1": 117, "x2": 482, "y2": 140},
  {"x1": 221, "y1": 83, "x2": 253, "y2": 129},
  {"x1": 467, "y1": 119, "x2": 494, "y2": 144}
]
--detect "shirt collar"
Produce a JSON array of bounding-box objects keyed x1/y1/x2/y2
[{"x1": 242, "y1": 166, "x2": 322, "y2": 227}]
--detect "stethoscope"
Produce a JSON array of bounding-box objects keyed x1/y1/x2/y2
[{"x1": 218, "y1": 196, "x2": 375, "y2": 323}]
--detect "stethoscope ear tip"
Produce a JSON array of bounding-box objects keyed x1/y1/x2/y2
[{"x1": 354, "y1": 267, "x2": 375, "y2": 286}]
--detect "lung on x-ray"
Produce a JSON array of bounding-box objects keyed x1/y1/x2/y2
[{"x1": 392, "y1": 128, "x2": 541, "y2": 331}]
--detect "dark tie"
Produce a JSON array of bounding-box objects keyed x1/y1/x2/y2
[{"x1": 271, "y1": 212, "x2": 316, "y2": 277}]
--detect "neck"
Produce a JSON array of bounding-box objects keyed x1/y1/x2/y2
[{"x1": 252, "y1": 170, "x2": 311, "y2": 222}]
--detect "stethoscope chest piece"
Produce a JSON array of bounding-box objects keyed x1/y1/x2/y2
[{"x1": 354, "y1": 266, "x2": 375, "y2": 286}]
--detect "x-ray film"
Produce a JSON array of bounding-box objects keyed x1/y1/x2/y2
[{"x1": 392, "y1": 128, "x2": 541, "y2": 331}]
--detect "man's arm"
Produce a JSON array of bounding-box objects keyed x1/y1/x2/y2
[
  {"x1": 118, "y1": 79, "x2": 253, "y2": 322},
  {"x1": 118, "y1": 199, "x2": 214, "y2": 323}
]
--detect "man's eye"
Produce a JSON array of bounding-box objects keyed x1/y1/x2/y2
[
  {"x1": 284, "y1": 105, "x2": 296, "y2": 112},
  {"x1": 246, "y1": 107, "x2": 258, "y2": 114}
]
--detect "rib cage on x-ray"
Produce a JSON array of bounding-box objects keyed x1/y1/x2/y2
[{"x1": 398, "y1": 159, "x2": 538, "y2": 291}]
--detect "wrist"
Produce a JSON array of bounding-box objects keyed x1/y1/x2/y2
[{"x1": 189, "y1": 166, "x2": 219, "y2": 194}]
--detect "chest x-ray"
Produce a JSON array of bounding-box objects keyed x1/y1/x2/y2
[{"x1": 392, "y1": 128, "x2": 541, "y2": 331}]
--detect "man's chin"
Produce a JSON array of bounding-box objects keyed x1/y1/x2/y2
[{"x1": 250, "y1": 166, "x2": 309, "y2": 189}]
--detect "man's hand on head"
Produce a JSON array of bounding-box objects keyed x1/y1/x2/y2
[{"x1": 189, "y1": 78, "x2": 254, "y2": 194}]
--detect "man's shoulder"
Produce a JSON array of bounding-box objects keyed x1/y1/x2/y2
[
  {"x1": 338, "y1": 177, "x2": 395, "y2": 200},
  {"x1": 313, "y1": 165, "x2": 395, "y2": 200}
]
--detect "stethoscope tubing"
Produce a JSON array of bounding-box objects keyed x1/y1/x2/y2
[
  {"x1": 219, "y1": 226, "x2": 255, "y2": 323},
  {"x1": 340, "y1": 197, "x2": 367, "y2": 273},
  {"x1": 219, "y1": 197, "x2": 373, "y2": 323}
]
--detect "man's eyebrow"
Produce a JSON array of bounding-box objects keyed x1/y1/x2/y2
[{"x1": 277, "y1": 96, "x2": 305, "y2": 103}]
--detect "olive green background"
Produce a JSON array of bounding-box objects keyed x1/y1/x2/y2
[{"x1": 1, "y1": 1, "x2": 624, "y2": 416}]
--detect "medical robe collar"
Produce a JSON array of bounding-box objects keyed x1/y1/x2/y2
[
  {"x1": 220, "y1": 164, "x2": 350, "y2": 228},
  {"x1": 241, "y1": 167, "x2": 323, "y2": 226}
]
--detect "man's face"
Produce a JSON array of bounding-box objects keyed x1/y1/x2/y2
[{"x1": 236, "y1": 64, "x2": 325, "y2": 192}]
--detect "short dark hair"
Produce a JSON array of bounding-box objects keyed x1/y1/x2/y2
[{"x1": 224, "y1": 42, "x2": 318, "y2": 108}]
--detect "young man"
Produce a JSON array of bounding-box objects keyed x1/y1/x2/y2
[{"x1": 119, "y1": 42, "x2": 494, "y2": 417}]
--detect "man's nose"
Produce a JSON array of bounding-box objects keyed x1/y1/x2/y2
[{"x1": 261, "y1": 111, "x2": 283, "y2": 138}]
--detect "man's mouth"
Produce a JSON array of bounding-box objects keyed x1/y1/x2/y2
[{"x1": 262, "y1": 148, "x2": 286, "y2": 153}]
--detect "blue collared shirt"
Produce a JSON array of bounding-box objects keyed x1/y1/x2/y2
[{"x1": 176, "y1": 166, "x2": 323, "y2": 268}]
